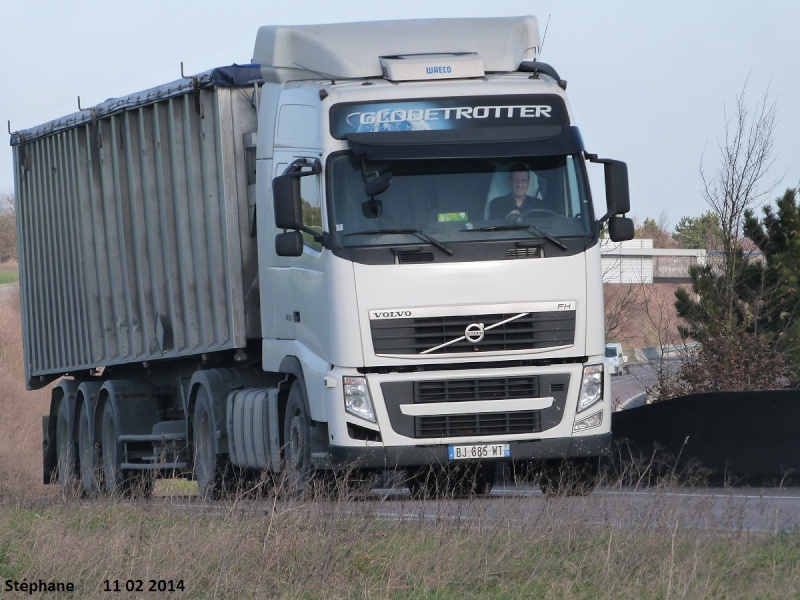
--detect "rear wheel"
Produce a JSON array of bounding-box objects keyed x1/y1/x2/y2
[
  {"x1": 101, "y1": 402, "x2": 128, "y2": 495},
  {"x1": 55, "y1": 401, "x2": 78, "y2": 491},
  {"x1": 78, "y1": 402, "x2": 101, "y2": 496}
]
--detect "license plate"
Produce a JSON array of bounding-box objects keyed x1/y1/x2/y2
[{"x1": 448, "y1": 443, "x2": 510, "y2": 461}]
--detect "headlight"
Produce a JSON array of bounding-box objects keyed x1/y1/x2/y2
[
  {"x1": 343, "y1": 376, "x2": 376, "y2": 422},
  {"x1": 577, "y1": 364, "x2": 603, "y2": 413}
]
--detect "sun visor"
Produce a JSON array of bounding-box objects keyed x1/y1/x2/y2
[{"x1": 346, "y1": 126, "x2": 584, "y2": 160}]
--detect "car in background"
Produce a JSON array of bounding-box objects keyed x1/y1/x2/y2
[{"x1": 605, "y1": 342, "x2": 629, "y2": 376}]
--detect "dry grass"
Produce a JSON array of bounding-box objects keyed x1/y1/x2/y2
[
  {"x1": 0, "y1": 290, "x2": 799, "y2": 599},
  {"x1": 0, "y1": 286, "x2": 52, "y2": 501},
  {"x1": 1, "y1": 490, "x2": 798, "y2": 599}
]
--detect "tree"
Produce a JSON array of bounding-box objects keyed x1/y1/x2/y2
[
  {"x1": 673, "y1": 190, "x2": 799, "y2": 392},
  {"x1": 670, "y1": 82, "x2": 785, "y2": 396},
  {"x1": 634, "y1": 211, "x2": 675, "y2": 248},
  {"x1": 699, "y1": 79, "x2": 778, "y2": 317},
  {"x1": 0, "y1": 193, "x2": 16, "y2": 263},
  {"x1": 672, "y1": 211, "x2": 722, "y2": 250},
  {"x1": 742, "y1": 187, "x2": 800, "y2": 377}
]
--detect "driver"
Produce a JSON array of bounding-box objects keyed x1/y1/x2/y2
[{"x1": 488, "y1": 164, "x2": 546, "y2": 220}]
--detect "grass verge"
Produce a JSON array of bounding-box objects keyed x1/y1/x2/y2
[
  {"x1": 0, "y1": 496, "x2": 798, "y2": 599},
  {"x1": 0, "y1": 263, "x2": 18, "y2": 284}
]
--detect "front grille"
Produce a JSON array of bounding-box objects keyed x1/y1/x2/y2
[
  {"x1": 371, "y1": 310, "x2": 576, "y2": 355},
  {"x1": 416, "y1": 412, "x2": 540, "y2": 438},
  {"x1": 381, "y1": 373, "x2": 570, "y2": 440},
  {"x1": 416, "y1": 377, "x2": 538, "y2": 403}
]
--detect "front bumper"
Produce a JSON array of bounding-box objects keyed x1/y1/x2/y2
[{"x1": 326, "y1": 432, "x2": 611, "y2": 469}]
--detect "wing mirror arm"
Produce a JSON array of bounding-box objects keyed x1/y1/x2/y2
[{"x1": 586, "y1": 153, "x2": 634, "y2": 242}]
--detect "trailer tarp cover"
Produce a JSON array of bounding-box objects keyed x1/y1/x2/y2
[{"x1": 10, "y1": 64, "x2": 263, "y2": 145}]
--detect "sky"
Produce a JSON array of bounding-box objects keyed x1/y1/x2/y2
[{"x1": 1, "y1": 0, "x2": 798, "y2": 228}]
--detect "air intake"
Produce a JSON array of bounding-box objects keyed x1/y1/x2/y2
[
  {"x1": 398, "y1": 252, "x2": 434, "y2": 264},
  {"x1": 506, "y1": 247, "x2": 541, "y2": 259}
]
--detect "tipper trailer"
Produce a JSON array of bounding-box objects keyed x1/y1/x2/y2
[{"x1": 10, "y1": 16, "x2": 634, "y2": 498}]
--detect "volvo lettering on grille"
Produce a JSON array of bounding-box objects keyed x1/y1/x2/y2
[{"x1": 464, "y1": 323, "x2": 485, "y2": 344}]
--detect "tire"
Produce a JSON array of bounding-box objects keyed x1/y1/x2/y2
[
  {"x1": 282, "y1": 382, "x2": 312, "y2": 499},
  {"x1": 55, "y1": 401, "x2": 78, "y2": 491},
  {"x1": 101, "y1": 402, "x2": 129, "y2": 495},
  {"x1": 540, "y1": 458, "x2": 599, "y2": 496},
  {"x1": 78, "y1": 401, "x2": 101, "y2": 496},
  {"x1": 193, "y1": 388, "x2": 231, "y2": 500}
]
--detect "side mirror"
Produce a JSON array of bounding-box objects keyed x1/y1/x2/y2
[
  {"x1": 604, "y1": 160, "x2": 630, "y2": 215},
  {"x1": 275, "y1": 231, "x2": 304, "y2": 256},
  {"x1": 608, "y1": 216, "x2": 634, "y2": 242},
  {"x1": 587, "y1": 154, "x2": 631, "y2": 220},
  {"x1": 273, "y1": 173, "x2": 303, "y2": 230}
]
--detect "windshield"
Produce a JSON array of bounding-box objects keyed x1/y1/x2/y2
[{"x1": 328, "y1": 154, "x2": 594, "y2": 249}]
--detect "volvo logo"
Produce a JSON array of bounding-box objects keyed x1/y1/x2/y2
[{"x1": 464, "y1": 323, "x2": 485, "y2": 344}]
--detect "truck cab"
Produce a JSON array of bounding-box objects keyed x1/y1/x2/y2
[{"x1": 257, "y1": 17, "x2": 634, "y2": 494}]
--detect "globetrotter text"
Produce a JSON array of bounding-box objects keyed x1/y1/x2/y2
[{"x1": 347, "y1": 104, "x2": 553, "y2": 127}]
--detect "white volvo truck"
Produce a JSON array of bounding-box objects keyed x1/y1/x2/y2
[{"x1": 11, "y1": 16, "x2": 633, "y2": 498}]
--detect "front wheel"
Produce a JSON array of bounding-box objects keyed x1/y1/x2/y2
[
  {"x1": 282, "y1": 382, "x2": 313, "y2": 499},
  {"x1": 193, "y1": 388, "x2": 232, "y2": 500}
]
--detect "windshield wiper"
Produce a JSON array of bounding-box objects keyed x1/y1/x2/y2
[
  {"x1": 344, "y1": 228, "x2": 453, "y2": 256},
  {"x1": 461, "y1": 224, "x2": 568, "y2": 252}
]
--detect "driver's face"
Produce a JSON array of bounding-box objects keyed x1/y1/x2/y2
[{"x1": 511, "y1": 173, "x2": 530, "y2": 192}]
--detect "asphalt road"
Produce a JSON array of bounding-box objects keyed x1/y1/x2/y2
[
  {"x1": 610, "y1": 361, "x2": 685, "y2": 410},
  {"x1": 346, "y1": 484, "x2": 800, "y2": 534},
  {"x1": 165, "y1": 483, "x2": 800, "y2": 535}
]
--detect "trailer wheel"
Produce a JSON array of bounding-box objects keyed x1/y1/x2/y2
[
  {"x1": 101, "y1": 402, "x2": 129, "y2": 495},
  {"x1": 193, "y1": 388, "x2": 230, "y2": 500},
  {"x1": 55, "y1": 401, "x2": 78, "y2": 491},
  {"x1": 282, "y1": 382, "x2": 312, "y2": 498},
  {"x1": 78, "y1": 402, "x2": 100, "y2": 496}
]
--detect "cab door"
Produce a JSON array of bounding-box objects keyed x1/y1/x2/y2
[{"x1": 270, "y1": 155, "x2": 328, "y2": 358}]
